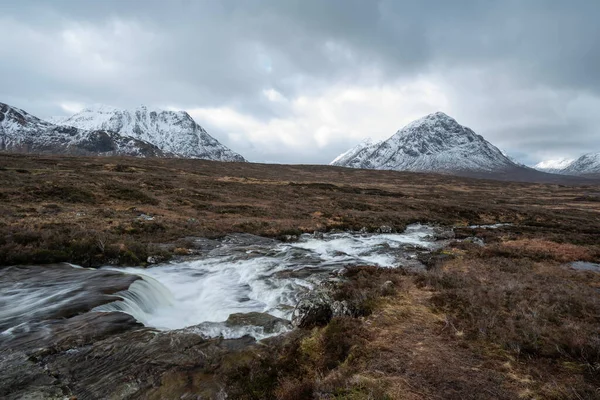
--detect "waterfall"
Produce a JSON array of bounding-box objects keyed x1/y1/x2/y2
[{"x1": 92, "y1": 274, "x2": 175, "y2": 327}]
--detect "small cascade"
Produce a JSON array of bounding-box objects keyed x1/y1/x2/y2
[
  {"x1": 92, "y1": 274, "x2": 175, "y2": 327},
  {"x1": 4, "y1": 224, "x2": 450, "y2": 341},
  {"x1": 104, "y1": 224, "x2": 447, "y2": 338}
]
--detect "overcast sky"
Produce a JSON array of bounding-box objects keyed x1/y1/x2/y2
[{"x1": 1, "y1": 0, "x2": 599, "y2": 165}]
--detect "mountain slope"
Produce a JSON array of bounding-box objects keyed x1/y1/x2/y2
[
  {"x1": 534, "y1": 158, "x2": 575, "y2": 174},
  {"x1": 52, "y1": 105, "x2": 246, "y2": 162},
  {"x1": 330, "y1": 138, "x2": 381, "y2": 166},
  {"x1": 332, "y1": 112, "x2": 518, "y2": 173},
  {"x1": 561, "y1": 153, "x2": 600, "y2": 176},
  {"x1": 0, "y1": 102, "x2": 166, "y2": 157}
]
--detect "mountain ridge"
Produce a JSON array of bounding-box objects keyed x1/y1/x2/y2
[
  {"x1": 561, "y1": 153, "x2": 600, "y2": 176},
  {"x1": 533, "y1": 158, "x2": 575, "y2": 174},
  {"x1": 51, "y1": 105, "x2": 246, "y2": 162},
  {"x1": 0, "y1": 102, "x2": 166, "y2": 157},
  {"x1": 331, "y1": 112, "x2": 519, "y2": 173}
]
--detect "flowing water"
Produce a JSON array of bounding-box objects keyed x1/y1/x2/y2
[{"x1": 1, "y1": 224, "x2": 447, "y2": 341}]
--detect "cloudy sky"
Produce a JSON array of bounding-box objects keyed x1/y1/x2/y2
[{"x1": 1, "y1": 0, "x2": 599, "y2": 165}]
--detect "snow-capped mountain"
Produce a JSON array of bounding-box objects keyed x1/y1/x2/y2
[
  {"x1": 0, "y1": 102, "x2": 166, "y2": 157},
  {"x1": 330, "y1": 138, "x2": 381, "y2": 166},
  {"x1": 533, "y1": 158, "x2": 575, "y2": 174},
  {"x1": 51, "y1": 105, "x2": 246, "y2": 162},
  {"x1": 331, "y1": 112, "x2": 518, "y2": 173},
  {"x1": 561, "y1": 153, "x2": 600, "y2": 176}
]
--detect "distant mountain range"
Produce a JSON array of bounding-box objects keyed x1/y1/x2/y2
[
  {"x1": 534, "y1": 155, "x2": 600, "y2": 176},
  {"x1": 49, "y1": 105, "x2": 245, "y2": 162},
  {"x1": 0, "y1": 102, "x2": 166, "y2": 157},
  {"x1": 534, "y1": 158, "x2": 576, "y2": 174},
  {"x1": 2, "y1": 100, "x2": 598, "y2": 181},
  {"x1": 331, "y1": 112, "x2": 597, "y2": 182},
  {"x1": 0, "y1": 102, "x2": 245, "y2": 161}
]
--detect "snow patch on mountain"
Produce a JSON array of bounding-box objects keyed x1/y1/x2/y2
[
  {"x1": 533, "y1": 158, "x2": 575, "y2": 173},
  {"x1": 331, "y1": 112, "x2": 518, "y2": 173},
  {"x1": 52, "y1": 105, "x2": 246, "y2": 162}
]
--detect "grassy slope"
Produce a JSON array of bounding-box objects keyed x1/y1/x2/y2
[{"x1": 1, "y1": 153, "x2": 600, "y2": 398}]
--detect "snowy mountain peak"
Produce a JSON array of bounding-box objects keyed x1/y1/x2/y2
[
  {"x1": 0, "y1": 101, "x2": 166, "y2": 157},
  {"x1": 52, "y1": 105, "x2": 246, "y2": 162},
  {"x1": 398, "y1": 111, "x2": 463, "y2": 139},
  {"x1": 533, "y1": 158, "x2": 575, "y2": 173},
  {"x1": 331, "y1": 112, "x2": 518, "y2": 174},
  {"x1": 1, "y1": 103, "x2": 51, "y2": 131},
  {"x1": 83, "y1": 104, "x2": 120, "y2": 113}
]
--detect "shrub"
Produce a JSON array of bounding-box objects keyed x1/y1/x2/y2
[
  {"x1": 104, "y1": 183, "x2": 159, "y2": 205},
  {"x1": 320, "y1": 317, "x2": 368, "y2": 371},
  {"x1": 32, "y1": 185, "x2": 96, "y2": 204},
  {"x1": 334, "y1": 266, "x2": 405, "y2": 316},
  {"x1": 424, "y1": 258, "x2": 600, "y2": 364}
]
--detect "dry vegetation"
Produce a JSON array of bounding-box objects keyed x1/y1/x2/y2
[
  {"x1": 2, "y1": 153, "x2": 600, "y2": 398},
  {"x1": 1, "y1": 153, "x2": 599, "y2": 267}
]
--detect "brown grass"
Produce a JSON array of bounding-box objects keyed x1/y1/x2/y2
[
  {"x1": 1, "y1": 153, "x2": 599, "y2": 267},
  {"x1": 497, "y1": 238, "x2": 595, "y2": 262},
  {"x1": 2, "y1": 153, "x2": 600, "y2": 398}
]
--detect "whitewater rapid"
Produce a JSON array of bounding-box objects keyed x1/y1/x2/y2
[
  {"x1": 96, "y1": 224, "x2": 443, "y2": 338},
  {"x1": 1, "y1": 224, "x2": 448, "y2": 341}
]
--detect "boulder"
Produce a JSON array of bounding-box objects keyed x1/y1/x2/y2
[
  {"x1": 378, "y1": 225, "x2": 393, "y2": 234},
  {"x1": 225, "y1": 312, "x2": 290, "y2": 334},
  {"x1": 463, "y1": 237, "x2": 485, "y2": 247},
  {"x1": 432, "y1": 227, "x2": 455, "y2": 240},
  {"x1": 291, "y1": 290, "x2": 354, "y2": 329},
  {"x1": 292, "y1": 290, "x2": 333, "y2": 328}
]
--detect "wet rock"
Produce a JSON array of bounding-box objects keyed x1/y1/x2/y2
[
  {"x1": 292, "y1": 290, "x2": 334, "y2": 328},
  {"x1": 146, "y1": 255, "x2": 166, "y2": 264},
  {"x1": 432, "y1": 227, "x2": 455, "y2": 240},
  {"x1": 0, "y1": 352, "x2": 67, "y2": 400},
  {"x1": 463, "y1": 237, "x2": 485, "y2": 247},
  {"x1": 225, "y1": 312, "x2": 290, "y2": 334},
  {"x1": 2, "y1": 312, "x2": 143, "y2": 354},
  {"x1": 0, "y1": 311, "x2": 145, "y2": 399},
  {"x1": 291, "y1": 289, "x2": 354, "y2": 328},
  {"x1": 1, "y1": 308, "x2": 256, "y2": 400},
  {"x1": 378, "y1": 225, "x2": 393, "y2": 234},
  {"x1": 331, "y1": 300, "x2": 352, "y2": 317},
  {"x1": 313, "y1": 231, "x2": 324, "y2": 239},
  {"x1": 0, "y1": 264, "x2": 139, "y2": 332},
  {"x1": 181, "y1": 236, "x2": 222, "y2": 252},
  {"x1": 222, "y1": 233, "x2": 278, "y2": 247},
  {"x1": 35, "y1": 329, "x2": 254, "y2": 400}
]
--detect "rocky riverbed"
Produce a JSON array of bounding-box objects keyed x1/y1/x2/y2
[{"x1": 1, "y1": 224, "x2": 452, "y2": 399}]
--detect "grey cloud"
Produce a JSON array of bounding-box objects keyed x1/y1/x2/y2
[{"x1": 0, "y1": 0, "x2": 599, "y2": 163}]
